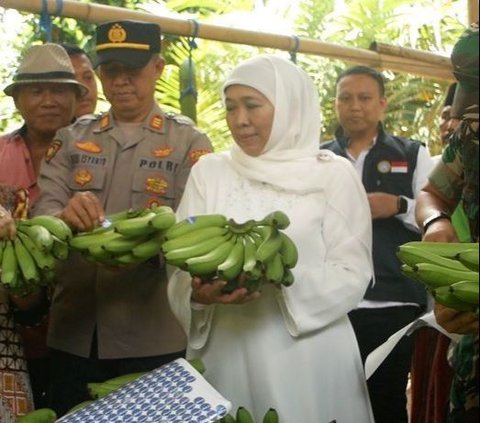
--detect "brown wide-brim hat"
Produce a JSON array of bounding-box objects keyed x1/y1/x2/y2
[{"x1": 4, "y1": 43, "x2": 88, "y2": 97}]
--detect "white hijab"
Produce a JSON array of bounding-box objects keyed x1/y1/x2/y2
[{"x1": 223, "y1": 55, "x2": 326, "y2": 194}]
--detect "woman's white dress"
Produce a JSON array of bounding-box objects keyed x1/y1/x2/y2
[{"x1": 168, "y1": 152, "x2": 375, "y2": 423}]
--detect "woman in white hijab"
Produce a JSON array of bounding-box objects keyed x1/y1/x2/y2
[{"x1": 168, "y1": 55, "x2": 374, "y2": 422}]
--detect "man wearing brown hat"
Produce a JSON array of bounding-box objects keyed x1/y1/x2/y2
[
  {"x1": 0, "y1": 43, "x2": 87, "y2": 417},
  {"x1": 33, "y1": 20, "x2": 213, "y2": 415},
  {"x1": 415, "y1": 22, "x2": 479, "y2": 423}
]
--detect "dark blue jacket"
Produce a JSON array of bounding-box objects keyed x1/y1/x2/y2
[{"x1": 321, "y1": 124, "x2": 427, "y2": 308}]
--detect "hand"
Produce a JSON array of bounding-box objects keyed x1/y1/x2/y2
[
  {"x1": 0, "y1": 205, "x2": 16, "y2": 240},
  {"x1": 191, "y1": 276, "x2": 261, "y2": 305},
  {"x1": 434, "y1": 302, "x2": 479, "y2": 335},
  {"x1": 59, "y1": 191, "x2": 105, "y2": 232},
  {"x1": 367, "y1": 192, "x2": 399, "y2": 219}
]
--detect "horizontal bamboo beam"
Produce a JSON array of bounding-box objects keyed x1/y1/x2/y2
[{"x1": 0, "y1": 0, "x2": 455, "y2": 81}]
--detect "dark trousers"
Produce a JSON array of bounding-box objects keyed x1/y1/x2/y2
[
  {"x1": 48, "y1": 344, "x2": 185, "y2": 417},
  {"x1": 349, "y1": 306, "x2": 421, "y2": 423}
]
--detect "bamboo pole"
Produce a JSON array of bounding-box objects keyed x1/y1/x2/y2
[{"x1": 0, "y1": 0, "x2": 454, "y2": 81}]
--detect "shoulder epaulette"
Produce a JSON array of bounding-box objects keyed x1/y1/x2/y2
[{"x1": 166, "y1": 112, "x2": 195, "y2": 126}]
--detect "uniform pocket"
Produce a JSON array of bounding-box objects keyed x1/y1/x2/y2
[
  {"x1": 67, "y1": 167, "x2": 107, "y2": 192},
  {"x1": 131, "y1": 171, "x2": 175, "y2": 209}
]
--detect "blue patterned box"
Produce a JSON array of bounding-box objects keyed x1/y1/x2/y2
[{"x1": 58, "y1": 358, "x2": 231, "y2": 423}]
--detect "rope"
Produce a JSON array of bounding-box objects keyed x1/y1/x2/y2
[
  {"x1": 290, "y1": 35, "x2": 300, "y2": 63},
  {"x1": 180, "y1": 19, "x2": 199, "y2": 100},
  {"x1": 39, "y1": 0, "x2": 63, "y2": 42}
]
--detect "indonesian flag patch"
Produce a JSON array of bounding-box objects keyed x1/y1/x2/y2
[{"x1": 390, "y1": 161, "x2": 408, "y2": 173}]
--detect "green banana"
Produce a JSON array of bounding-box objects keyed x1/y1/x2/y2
[
  {"x1": 27, "y1": 215, "x2": 73, "y2": 242},
  {"x1": 88, "y1": 244, "x2": 113, "y2": 261},
  {"x1": 257, "y1": 210, "x2": 290, "y2": 229},
  {"x1": 88, "y1": 372, "x2": 146, "y2": 399},
  {"x1": 397, "y1": 244, "x2": 471, "y2": 272},
  {"x1": 236, "y1": 406, "x2": 255, "y2": 423},
  {"x1": 17, "y1": 231, "x2": 56, "y2": 271},
  {"x1": 254, "y1": 226, "x2": 283, "y2": 264},
  {"x1": 264, "y1": 252, "x2": 285, "y2": 284},
  {"x1": 17, "y1": 223, "x2": 54, "y2": 253},
  {"x1": 185, "y1": 236, "x2": 236, "y2": 277},
  {"x1": 281, "y1": 268, "x2": 295, "y2": 287},
  {"x1": 412, "y1": 262, "x2": 479, "y2": 289},
  {"x1": 164, "y1": 234, "x2": 231, "y2": 268},
  {"x1": 227, "y1": 218, "x2": 257, "y2": 235},
  {"x1": 400, "y1": 264, "x2": 421, "y2": 282},
  {"x1": 187, "y1": 357, "x2": 206, "y2": 374},
  {"x1": 113, "y1": 212, "x2": 157, "y2": 237},
  {"x1": 16, "y1": 408, "x2": 57, "y2": 423},
  {"x1": 179, "y1": 57, "x2": 197, "y2": 123},
  {"x1": 113, "y1": 253, "x2": 144, "y2": 266},
  {"x1": 102, "y1": 234, "x2": 149, "y2": 254},
  {"x1": 242, "y1": 234, "x2": 259, "y2": 275},
  {"x1": 162, "y1": 226, "x2": 228, "y2": 253},
  {"x1": 401, "y1": 241, "x2": 478, "y2": 259},
  {"x1": 456, "y1": 248, "x2": 479, "y2": 272},
  {"x1": 217, "y1": 236, "x2": 245, "y2": 281},
  {"x1": 263, "y1": 408, "x2": 279, "y2": 423},
  {"x1": 132, "y1": 234, "x2": 163, "y2": 259},
  {"x1": 432, "y1": 285, "x2": 477, "y2": 312},
  {"x1": 164, "y1": 214, "x2": 228, "y2": 240},
  {"x1": 1, "y1": 240, "x2": 19, "y2": 286},
  {"x1": 14, "y1": 237, "x2": 40, "y2": 283},
  {"x1": 449, "y1": 280, "x2": 479, "y2": 305},
  {"x1": 219, "y1": 415, "x2": 237, "y2": 423},
  {"x1": 149, "y1": 209, "x2": 176, "y2": 231},
  {"x1": 278, "y1": 232, "x2": 298, "y2": 268},
  {"x1": 69, "y1": 229, "x2": 121, "y2": 251},
  {"x1": 0, "y1": 239, "x2": 4, "y2": 265},
  {"x1": 51, "y1": 238, "x2": 69, "y2": 260}
]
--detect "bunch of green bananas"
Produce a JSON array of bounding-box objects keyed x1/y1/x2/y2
[
  {"x1": 397, "y1": 241, "x2": 479, "y2": 312},
  {"x1": 69, "y1": 206, "x2": 176, "y2": 266},
  {"x1": 162, "y1": 210, "x2": 298, "y2": 292},
  {"x1": 16, "y1": 408, "x2": 57, "y2": 423},
  {"x1": 0, "y1": 215, "x2": 72, "y2": 295},
  {"x1": 217, "y1": 407, "x2": 279, "y2": 423}
]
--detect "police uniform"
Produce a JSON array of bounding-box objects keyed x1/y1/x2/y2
[{"x1": 32, "y1": 19, "x2": 214, "y2": 415}]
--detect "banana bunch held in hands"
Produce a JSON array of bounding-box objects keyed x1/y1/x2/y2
[
  {"x1": 397, "y1": 241, "x2": 479, "y2": 312},
  {"x1": 162, "y1": 210, "x2": 298, "y2": 292},
  {"x1": 69, "y1": 206, "x2": 176, "y2": 266},
  {"x1": 0, "y1": 215, "x2": 72, "y2": 295}
]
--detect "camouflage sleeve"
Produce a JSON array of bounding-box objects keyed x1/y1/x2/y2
[
  {"x1": 33, "y1": 127, "x2": 74, "y2": 216},
  {"x1": 173, "y1": 127, "x2": 213, "y2": 210},
  {"x1": 428, "y1": 121, "x2": 466, "y2": 203}
]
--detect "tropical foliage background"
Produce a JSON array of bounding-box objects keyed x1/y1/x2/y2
[{"x1": 0, "y1": 0, "x2": 469, "y2": 154}]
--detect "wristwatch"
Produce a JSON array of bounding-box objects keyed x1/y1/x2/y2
[
  {"x1": 396, "y1": 196, "x2": 408, "y2": 215},
  {"x1": 422, "y1": 211, "x2": 451, "y2": 233}
]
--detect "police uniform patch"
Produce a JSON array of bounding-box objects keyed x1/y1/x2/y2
[
  {"x1": 74, "y1": 169, "x2": 93, "y2": 187},
  {"x1": 391, "y1": 161, "x2": 408, "y2": 173},
  {"x1": 75, "y1": 141, "x2": 103, "y2": 154},
  {"x1": 149, "y1": 115, "x2": 164, "y2": 130},
  {"x1": 108, "y1": 23, "x2": 127, "y2": 43},
  {"x1": 145, "y1": 177, "x2": 168, "y2": 194},
  {"x1": 45, "y1": 140, "x2": 63, "y2": 163},
  {"x1": 152, "y1": 147, "x2": 174, "y2": 158},
  {"x1": 100, "y1": 115, "x2": 110, "y2": 130},
  {"x1": 190, "y1": 149, "x2": 210, "y2": 165},
  {"x1": 377, "y1": 160, "x2": 391, "y2": 174}
]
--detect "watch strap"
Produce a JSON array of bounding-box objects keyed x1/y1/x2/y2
[{"x1": 422, "y1": 211, "x2": 451, "y2": 233}]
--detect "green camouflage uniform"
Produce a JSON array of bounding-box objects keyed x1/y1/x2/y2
[{"x1": 428, "y1": 84, "x2": 479, "y2": 423}]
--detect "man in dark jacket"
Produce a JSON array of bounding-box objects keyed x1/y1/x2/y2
[{"x1": 321, "y1": 65, "x2": 434, "y2": 423}]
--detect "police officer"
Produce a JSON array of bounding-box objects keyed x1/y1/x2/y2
[
  {"x1": 33, "y1": 20, "x2": 213, "y2": 416},
  {"x1": 321, "y1": 65, "x2": 434, "y2": 422}
]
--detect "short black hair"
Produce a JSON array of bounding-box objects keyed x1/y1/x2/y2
[
  {"x1": 336, "y1": 65, "x2": 386, "y2": 96},
  {"x1": 443, "y1": 82, "x2": 457, "y2": 107},
  {"x1": 59, "y1": 43, "x2": 93, "y2": 64}
]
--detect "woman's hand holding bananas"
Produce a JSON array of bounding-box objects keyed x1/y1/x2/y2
[
  {"x1": 434, "y1": 302, "x2": 479, "y2": 335},
  {"x1": 190, "y1": 274, "x2": 261, "y2": 306},
  {"x1": 0, "y1": 204, "x2": 16, "y2": 240}
]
